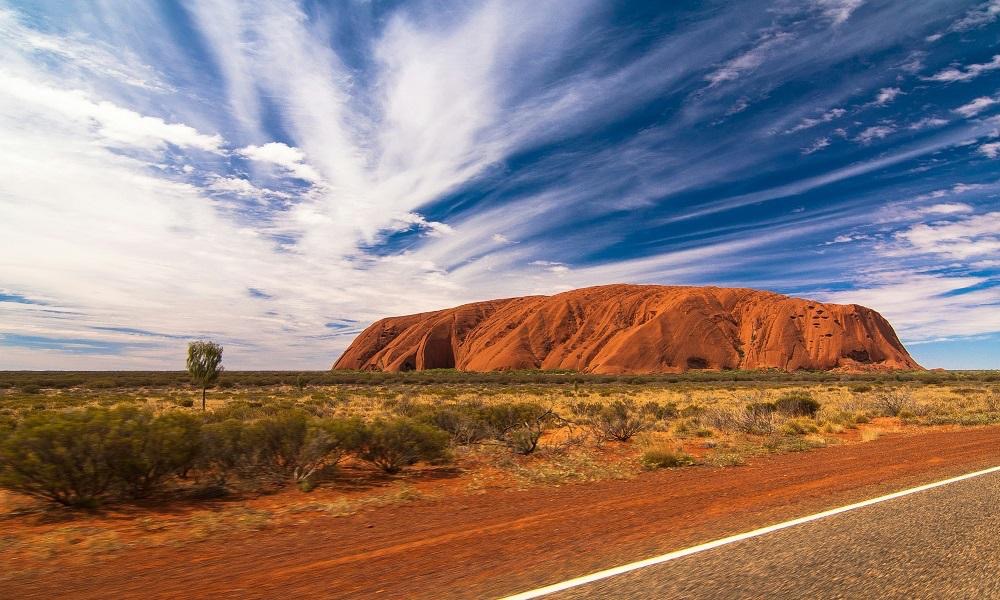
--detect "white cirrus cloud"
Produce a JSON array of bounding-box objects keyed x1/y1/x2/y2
[
  {"x1": 0, "y1": 8, "x2": 172, "y2": 92},
  {"x1": 947, "y1": 0, "x2": 1000, "y2": 33},
  {"x1": 705, "y1": 31, "x2": 794, "y2": 87},
  {"x1": 817, "y1": 272, "x2": 1000, "y2": 341},
  {"x1": 889, "y1": 211, "x2": 1000, "y2": 260},
  {"x1": 854, "y1": 124, "x2": 894, "y2": 143},
  {"x1": 0, "y1": 70, "x2": 223, "y2": 153},
  {"x1": 978, "y1": 142, "x2": 1000, "y2": 158},
  {"x1": 206, "y1": 176, "x2": 290, "y2": 202},
  {"x1": 390, "y1": 213, "x2": 455, "y2": 238},
  {"x1": 919, "y1": 203, "x2": 974, "y2": 215},
  {"x1": 908, "y1": 117, "x2": 949, "y2": 130},
  {"x1": 954, "y1": 96, "x2": 999, "y2": 118},
  {"x1": 925, "y1": 55, "x2": 1000, "y2": 83},
  {"x1": 237, "y1": 142, "x2": 324, "y2": 184},
  {"x1": 802, "y1": 137, "x2": 831, "y2": 155},
  {"x1": 816, "y1": 0, "x2": 865, "y2": 25},
  {"x1": 786, "y1": 108, "x2": 846, "y2": 133},
  {"x1": 874, "y1": 87, "x2": 902, "y2": 106},
  {"x1": 530, "y1": 260, "x2": 570, "y2": 274}
]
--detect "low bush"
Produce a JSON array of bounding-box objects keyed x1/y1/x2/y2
[
  {"x1": 569, "y1": 401, "x2": 603, "y2": 419},
  {"x1": 419, "y1": 403, "x2": 489, "y2": 446},
  {"x1": 249, "y1": 411, "x2": 365, "y2": 483},
  {"x1": 707, "y1": 403, "x2": 778, "y2": 435},
  {"x1": 640, "y1": 401, "x2": 678, "y2": 421},
  {"x1": 356, "y1": 418, "x2": 450, "y2": 473},
  {"x1": 106, "y1": 408, "x2": 202, "y2": 498},
  {"x1": 588, "y1": 400, "x2": 650, "y2": 442},
  {"x1": 872, "y1": 388, "x2": 913, "y2": 417},
  {"x1": 985, "y1": 389, "x2": 1000, "y2": 413},
  {"x1": 482, "y1": 402, "x2": 556, "y2": 455},
  {"x1": 780, "y1": 417, "x2": 820, "y2": 435},
  {"x1": 640, "y1": 446, "x2": 695, "y2": 470},
  {"x1": 0, "y1": 408, "x2": 120, "y2": 506},
  {"x1": 0, "y1": 407, "x2": 202, "y2": 505},
  {"x1": 774, "y1": 392, "x2": 821, "y2": 418},
  {"x1": 199, "y1": 419, "x2": 254, "y2": 484}
]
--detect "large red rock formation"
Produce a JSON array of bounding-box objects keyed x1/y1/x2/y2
[{"x1": 333, "y1": 285, "x2": 921, "y2": 373}]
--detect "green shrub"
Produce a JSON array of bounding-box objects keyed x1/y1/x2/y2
[
  {"x1": 746, "y1": 401, "x2": 777, "y2": 415},
  {"x1": 105, "y1": 408, "x2": 202, "y2": 498},
  {"x1": 588, "y1": 400, "x2": 650, "y2": 442},
  {"x1": 0, "y1": 408, "x2": 199, "y2": 505},
  {"x1": 780, "y1": 417, "x2": 820, "y2": 435},
  {"x1": 505, "y1": 426, "x2": 541, "y2": 455},
  {"x1": 640, "y1": 447, "x2": 695, "y2": 470},
  {"x1": 199, "y1": 419, "x2": 255, "y2": 484},
  {"x1": 640, "y1": 401, "x2": 678, "y2": 420},
  {"x1": 872, "y1": 389, "x2": 912, "y2": 417},
  {"x1": 482, "y1": 402, "x2": 555, "y2": 455},
  {"x1": 0, "y1": 408, "x2": 120, "y2": 506},
  {"x1": 569, "y1": 401, "x2": 603, "y2": 418},
  {"x1": 984, "y1": 389, "x2": 999, "y2": 413},
  {"x1": 708, "y1": 404, "x2": 777, "y2": 435},
  {"x1": 357, "y1": 418, "x2": 450, "y2": 473},
  {"x1": 249, "y1": 411, "x2": 364, "y2": 483},
  {"x1": 774, "y1": 392, "x2": 821, "y2": 418},
  {"x1": 420, "y1": 404, "x2": 489, "y2": 446}
]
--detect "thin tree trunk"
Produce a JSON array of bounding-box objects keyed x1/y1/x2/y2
[{"x1": 202, "y1": 386, "x2": 207, "y2": 411}]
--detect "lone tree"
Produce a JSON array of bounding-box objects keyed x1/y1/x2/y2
[{"x1": 187, "y1": 341, "x2": 224, "y2": 411}]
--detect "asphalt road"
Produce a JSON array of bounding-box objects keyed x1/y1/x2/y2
[{"x1": 543, "y1": 470, "x2": 1000, "y2": 599}]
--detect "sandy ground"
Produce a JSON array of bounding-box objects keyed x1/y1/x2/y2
[{"x1": 1, "y1": 425, "x2": 998, "y2": 599}]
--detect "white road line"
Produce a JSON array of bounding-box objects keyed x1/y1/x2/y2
[{"x1": 500, "y1": 465, "x2": 1000, "y2": 600}]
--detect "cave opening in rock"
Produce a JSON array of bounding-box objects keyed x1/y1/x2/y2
[
  {"x1": 686, "y1": 356, "x2": 709, "y2": 369},
  {"x1": 846, "y1": 349, "x2": 871, "y2": 363}
]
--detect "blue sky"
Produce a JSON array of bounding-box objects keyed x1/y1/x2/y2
[{"x1": 0, "y1": 0, "x2": 997, "y2": 370}]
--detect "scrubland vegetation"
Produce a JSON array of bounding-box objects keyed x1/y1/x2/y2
[
  {"x1": 0, "y1": 369, "x2": 997, "y2": 567},
  {"x1": 1, "y1": 370, "x2": 998, "y2": 514}
]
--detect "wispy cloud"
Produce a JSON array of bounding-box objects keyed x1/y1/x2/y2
[
  {"x1": 919, "y1": 202, "x2": 974, "y2": 215},
  {"x1": 816, "y1": 0, "x2": 865, "y2": 25},
  {"x1": 908, "y1": 117, "x2": 949, "y2": 130},
  {"x1": 954, "y1": 96, "x2": 998, "y2": 118},
  {"x1": 237, "y1": 143, "x2": 324, "y2": 184},
  {"x1": 854, "y1": 124, "x2": 895, "y2": 143},
  {"x1": 887, "y1": 212, "x2": 1000, "y2": 260},
  {"x1": 979, "y1": 142, "x2": 1000, "y2": 158},
  {"x1": 924, "y1": 55, "x2": 1000, "y2": 83},
  {"x1": 802, "y1": 137, "x2": 831, "y2": 155},
  {"x1": 0, "y1": 8, "x2": 172, "y2": 92},
  {"x1": 946, "y1": 0, "x2": 1000, "y2": 33},
  {"x1": 705, "y1": 31, "x2": 793, "y2": 87},
  {"x1": 873, "y1": 87, "x2": 902, "y2": 106},
  {"x1": 786, "y1": 108, "x2": 846, "y2": 133},
  {"x1": 818, "y1": 272, "x2": 1000, "y2": 341},
  {"x1": 0, "y1": 71, "x2": 223, "y2": 152}
]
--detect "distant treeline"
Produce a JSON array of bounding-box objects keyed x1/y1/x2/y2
[{"x1": 0, "y1": 368, "x2": 997, "y2": 390}]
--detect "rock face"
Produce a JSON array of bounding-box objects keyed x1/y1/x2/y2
[{"x1": 333, "y1": 284, "x2": 921, "y2": 373}]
